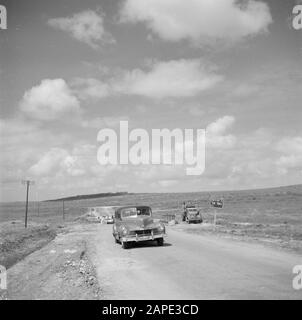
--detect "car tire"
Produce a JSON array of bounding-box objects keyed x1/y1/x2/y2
[
  {"x1": 122, "y1": 241, "x2": 131, "y2": 249},
  {"x1": 157, "y1": 238, "x2": 164, "y2": 246}
]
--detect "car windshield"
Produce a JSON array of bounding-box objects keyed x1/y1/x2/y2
[
  {"x1": 120, "y1": 207, "x2": 151, "y2": 218},
  {"x1": 188, "y1": 209, "x2": 197, "y2": 213}
]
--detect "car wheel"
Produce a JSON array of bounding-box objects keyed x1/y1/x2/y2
[
  {"x1": 157, "y1": 238, "x2": 164, "y2": 246},
  {"x1": 115, "y1": 236, "x2": 120, "y2": 244},
  {"x1": 122, "y1": 241, "x2": 131, "y2": 249}
]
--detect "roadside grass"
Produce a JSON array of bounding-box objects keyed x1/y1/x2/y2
[{"x1": 0, "y1": 221, "x2": 56, "y2": 268}]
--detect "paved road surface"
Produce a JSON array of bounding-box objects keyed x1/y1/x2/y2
[{"x1": 89, "y1": 224, "x2": 302, "y2": 299}]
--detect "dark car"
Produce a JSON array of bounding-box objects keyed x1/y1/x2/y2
[{"x1": 112, "y1": 206, "x2": 166, "y2": 249}]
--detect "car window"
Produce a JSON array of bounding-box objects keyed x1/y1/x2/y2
[
  {"x1": 120, "y1": 207, "x2": 151, "y2": 218},
  {"x1": 121, "y1": 208, "x2": 137, "y2": 218}
]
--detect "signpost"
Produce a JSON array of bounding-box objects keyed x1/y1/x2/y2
[
  {"x1": 210, "y1": 198, "x2": 224, "y2": 230},
  {"x1": 21, "y1": 180, "x2": 35, "y2": 228},
  {"x1": 36, "y1": 190, "x2": 40, "y2": 217},
  {"x1": 62, "y1": 200, "x2": 65, "y2": 221}
]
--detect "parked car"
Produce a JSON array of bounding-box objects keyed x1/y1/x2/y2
[
  {"x1": 210, "y1": 199, "x2": 223, "y2": 208},
  {"x1": 182, "y1": 205, "x2": 203, "y2": 224},
  {"x1": 103, "y1": 214, "x2": 114, "y2": 224},
  {"x1": 112, "y1": 205, "x2": 166, "y2": 249}
]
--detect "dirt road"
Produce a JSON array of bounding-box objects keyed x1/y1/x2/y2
[
  {"x1": 3, "y1": 222, "x2": 301, "y2": 300},
  {"x1": 88, "y1": 224, "x2": 302, "y2": 299}
]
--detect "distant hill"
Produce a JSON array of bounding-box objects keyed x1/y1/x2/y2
[
  {"x1": 42, "y1": 184, "x2": 302, "y2": 202},
  {"x1": 231, "y1": 184, "x2": 302, "y2": 196},
  {"x1": 45, "y1": 192, "x2": 130, "y2": 202}
]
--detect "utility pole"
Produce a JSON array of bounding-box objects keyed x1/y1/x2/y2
[
  {"x1": 36, "y1": 190, "x2": 39, "y2": 217},
  {"x1": 62, "y1": 200, "x2": 65, "y2": 221},
  {"x1": 21, "y1": 180, "x2": 35, "y2": 228}
]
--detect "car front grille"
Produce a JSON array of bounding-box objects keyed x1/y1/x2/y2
[
  {"x1": 136, "y1": 229, "x2": 152, "y2": 235},
  {"x1": 129, "y1": 229, "x2": 160, "y2": 236}
]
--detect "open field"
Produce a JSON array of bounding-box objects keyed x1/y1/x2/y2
[
  {"x1": 1, "y1": 184, "x2": 301, "y2": 253},
  {"x1": 1, "y1": 184, "x2": 301, "y2": 300}
]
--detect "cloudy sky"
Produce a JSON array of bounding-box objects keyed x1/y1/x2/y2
[{"x1": 0, "y1": 0, "x2": 301, "y2": 201}]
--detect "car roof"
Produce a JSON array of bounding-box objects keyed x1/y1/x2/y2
[{"x1": 115, "y1": 205, "x2": 151, "y2": 214}]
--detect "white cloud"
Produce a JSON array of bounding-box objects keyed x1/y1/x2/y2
[
  {"x1": 207, "y1": 115, "x2": 235, "y2": 135},
  {"x1": 120, "y1": 0, "x2": 272, "y2": 44},
  {"x1": 29, "y1": 148, "x2": 69, "y2": 176},
  {"x1": 28, "y1": 144, "x2": 96, "y2": 177},
  {"x1": 71, "y1": 78, "x2": 110, "y2": 100},
  {"x1": 0, "y1": 118, "x2": 50, "y2": 184},
  {"x1": 63, "y1": 156, "x2": 86, "y2": 177},
  {"x1": 48, "y1": 10, "x2": 114, "y2": 49},
  {"x1": 20, "y1": 79, "x2": 81, "y2": 120},
  {"x1": 275, "y1": 137, "x2": 302, "y2": 173},
  {"x1": 206, "y1": 116, "x2": 236, "y2": 148},
  {"x1": 114, "y1": 59, "x2": 223, "y2": 98},
  {"x1": 81, "y1": 116, "x2": 129, "y2": 129},
  {"x1": 276, "y1": 136, "x2": 302, "y2": 155}
]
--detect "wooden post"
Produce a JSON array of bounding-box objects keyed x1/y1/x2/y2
[
  {"x1": 25, "y1": 181, "x2": 29, "y2": 228},
  {"x1": 36, "y1": 191, "x2": 39, "y2": 217},
  {"x1": 62, "y1": 200, "x2": 65, "y2": 221},
  {"x1": 21, "y1": 180, "x2": 34, "y2": 228}
]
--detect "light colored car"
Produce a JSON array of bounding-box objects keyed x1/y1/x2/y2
[
  {"x1": 103, "y1": 215, "x2": 114, "y2": 224},
  {"x1": 182, "y1": 206, "x2": 203, "y2": 224},
  {"x1": 112, "y1": 206, "x2": 166, "y2": 249}
]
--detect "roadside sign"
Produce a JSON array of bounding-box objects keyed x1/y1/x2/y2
[
  {"x1": 209, "y1": 198, "x2": 224, "y2": 230},
  {"x1": 210, "y1": 199, "x2": 223, "y2": 208}
]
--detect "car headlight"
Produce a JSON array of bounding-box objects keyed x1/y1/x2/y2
[
  {"x1": 158, "y1": 224, "x2": 165, "y2": 232},
  {"x1": 121, "y1": 226, "x2": 128, "y2": 235}
]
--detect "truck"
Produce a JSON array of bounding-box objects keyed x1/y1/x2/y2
[{"x1": 182, "y1": 205, "x2": 203, "y2": 224}]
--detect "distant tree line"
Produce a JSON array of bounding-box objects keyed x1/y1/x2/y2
[{"x1": 45, "y1": 192, "x2": 129, "y2": 202}]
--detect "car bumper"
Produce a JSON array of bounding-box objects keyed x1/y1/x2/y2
[{"x1": 121, "y1": 233, "x2": 166, "y2": 242}]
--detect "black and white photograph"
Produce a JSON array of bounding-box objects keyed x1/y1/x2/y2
[{"x1": 0, "y1": 0, "x2": 302, "y2": 303}]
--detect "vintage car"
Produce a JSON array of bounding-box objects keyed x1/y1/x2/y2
[
  {"x1": 182, "y1": 205, "x2": 203, "y2": 224},
  {"x1": 112, "y1": 206, "x2": 166, "y2": 249},
  {"x1": 210, "y1": 199, "x2": 223, "y2": 208},
  {"x1": 102, "y1": 214, "x2": 114, "y2": 224}
]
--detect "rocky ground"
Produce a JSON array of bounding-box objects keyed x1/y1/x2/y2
[{"x1": 0, "y1": 223, "x2": 101, "y2": 300}]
